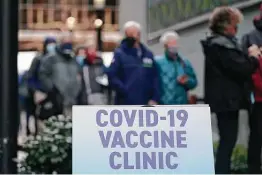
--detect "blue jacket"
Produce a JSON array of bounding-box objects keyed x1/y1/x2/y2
[
  {"x1": 18, "y1": 71, "x2": 27, "y2": 104},
  {"x1": 107, "y1": 40, "x2": 160, "y2": 105},
  {"x1": 155, "y1": 54, "x2": 197, "y2": 105}
]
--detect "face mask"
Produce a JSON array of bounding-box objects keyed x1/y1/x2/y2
[
  {"x1": 46, "y1": 43, "x2": 56, "y2": 53},
  {"x1": 76, "y1": 55, "x2": 85, "y2": 66},
  {"x1": 125, "y1": 37, "x2": 136, "y2": 47},
  {"x1": 167, "y1": 47, "x2": 178, "y2": 55},
  {"x1": 60, "y1": 42, "x2": 73, "y2": 55}
]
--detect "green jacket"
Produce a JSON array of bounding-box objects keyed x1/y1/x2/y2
[{"x1": 155, "y1": 54, "x2": 197, "y2": 105}]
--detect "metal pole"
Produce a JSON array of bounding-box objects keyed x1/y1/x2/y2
[
  {"x1": 95, "y1": 8, "x2": 112, "y2": 104},
  {"x1": 0, "y1": 0, "x2": 19, "y2": 173},
  {"x1": 97, "y1": 26, "x2": 103, "y2": 51},
  {"x1": 96, "y1": 9, "x2": 104, "y2": 52}
]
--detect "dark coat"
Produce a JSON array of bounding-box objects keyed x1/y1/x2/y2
[
  {"x1": 82, "y1": 57, "x2": 107, "y2": 105},
  {"x1": 201, "y1": 34, "x2": 259, "y2": 112},
  {"x1": 242, "y1": 16, "x2": 262, "y2": 53},
  {"x1": 107, "y1": 39, "x2": 160, "y2": 105},
  {"x1": 242, "y1": 17, "x2": 262, "y2": 104},
  {"x1": 39, "y1": 47, "x2": 87, "y2": 106},
  {"x1": 82, "y1": 57, "x2": 104, "y2": 93}
]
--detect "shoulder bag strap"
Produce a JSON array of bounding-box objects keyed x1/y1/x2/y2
[{"x1": 83, "y1": 66, "x2": 92, "y2": 95}]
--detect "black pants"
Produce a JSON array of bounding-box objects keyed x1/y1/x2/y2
[
  {"x1": 215, "y1": 111, "x2": 239, "y2": 174},
  {"x1": 248, "y1": 102, "x2": 262, "y2": 174},
  {"x1": 25, "y1": 89, "x2": 37, "y2": 135}
]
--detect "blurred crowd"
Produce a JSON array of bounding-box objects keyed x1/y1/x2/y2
[{"x1": 18, "y1": 4, "x2": 262, "y2": 174}]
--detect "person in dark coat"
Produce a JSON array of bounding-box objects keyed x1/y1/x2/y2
[
  {"x1": 201, "y1": 7, "x2": 260, "y2": 174},
  {"x1": 39, "y1": 33, "x2": 87, "y2": 117},
  {"x1": 77, "y1": 45, "x2": 107, "y2": 105},
  {"x1": 107, "y1": 21, "x2": 160, "y2": 105},
  {"x1": 248, "y1": 54, "x2": 262, "y2": 174},
  {"x1": 25, "y1": 36, "x2": 56, "y2": 135},
  {"x1": 242, "y1": 4, "x2": 262, "y2": 54},
  {"x1": 242, "y1": 6, "x2": 262, "y2": 173}
]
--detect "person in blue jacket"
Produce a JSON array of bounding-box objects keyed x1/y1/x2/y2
[
  {"x1": 155, "y1": 31, "x2": 197, "y2": 105},
  {"x1": 107, "y1": 21, "x2": 160, "y2": 105}
]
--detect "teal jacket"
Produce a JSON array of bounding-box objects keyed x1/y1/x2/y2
[{"x1": 155, "y1": 54, "x2": 197, "y2": 105}]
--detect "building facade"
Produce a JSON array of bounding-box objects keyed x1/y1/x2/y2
[
  {"x1": 19, "y1": 0, "x2": 119, "y2": 30},
  {"x1": 19, "y1": 0, "x2": 120, "y2": 51}
]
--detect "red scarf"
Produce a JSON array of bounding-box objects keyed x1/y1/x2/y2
[{"x1": 86, "y1": 49, "x2": 97, "y2": 64}]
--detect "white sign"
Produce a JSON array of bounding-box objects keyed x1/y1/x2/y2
[{"x1": 73, "y1": 105, "x2": 214, "y2": 174}]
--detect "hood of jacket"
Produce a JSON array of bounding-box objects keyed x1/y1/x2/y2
[
  {"x1": 43, "y1": 37, "x2": 56, "y2": 54},
  {"x1": 253, "y1": 15, "x2": 262, "y2": 31},
  {"x1": 201, "y1": 33, "x2": 240, "y2": 52}
]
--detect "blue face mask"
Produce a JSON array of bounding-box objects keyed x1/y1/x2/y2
[
  {"x1": 46, "y1": 43, "x2": 56, "y2": 54},
  {"x1": 167, "y1": 46, "x2": 178, "y2": 55},
  {"x1": 76, "y1": 55, "x2": 85, "y2": 66},
  {"x1": 60, "y1": 42, "x2": 73, "y2": 55}
]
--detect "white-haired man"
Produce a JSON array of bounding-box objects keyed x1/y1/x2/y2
[
  {"x1": 155, "y1": 31, "x2": 197, "y2": 105},
  {"x1": 107, "y1": 21, "x2": 160, "y2": 105}
]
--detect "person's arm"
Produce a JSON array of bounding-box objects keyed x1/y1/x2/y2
[
  {"x1": 27, "y1": 56, "x2": 40, "y2": 79},
  {"x1": 27, "y1": 56, "x2": 41, "y2": 90},
  {"x1": 241, "y1": 34, "x2": 250, "y2": 55},
  {"x1": 150, "y1": 60, "x2": 161, "y2": 104},
  {"x1": 106, "y1": 50, "x2": 127, "y2": 96},
  {"x1": 217, "y1": 46, "x2": 259, "y2": 80},
  {"x1": 183, "y1": 60, "x2": 198, "y2": 90},
  {"x1": 38, "y1": 55, "x2": 54, "y2": 92}
]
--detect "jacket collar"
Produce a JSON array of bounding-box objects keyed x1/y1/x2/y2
[
  {"x1": 165, "y1": 52, "x2": 183, "y2": 62},
  {"x1": 119, "y1": 39, "x2": 148, "y2": 56},
  {"x1": 205, "y1": 33, "x2": 241, "y2": 51}
]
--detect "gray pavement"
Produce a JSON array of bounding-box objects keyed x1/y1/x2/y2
[{"x1": 148, "y1": 7, "x2": 260, "y2": 146}]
